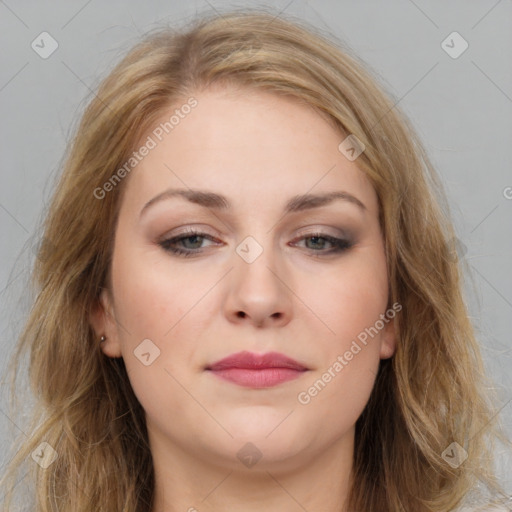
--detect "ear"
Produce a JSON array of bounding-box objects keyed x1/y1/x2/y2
[
  {"x1": 89, "y1": 288, "x2": 123, "y2": 358},
  {"x1": 379, "y1": 315, "x2": 396, "y2": 360}
]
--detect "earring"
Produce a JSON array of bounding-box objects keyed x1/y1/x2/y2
[{"x1": 100, "y1": 335, "x2": 106, "y2": 342}]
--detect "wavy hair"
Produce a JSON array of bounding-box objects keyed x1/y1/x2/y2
[{"x1": 1, "y1": 8, "x2": 508, "y2": 511}]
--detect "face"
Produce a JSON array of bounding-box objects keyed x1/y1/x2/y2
[{"x1": 91, "y1": 85, "x2": 396, "y2": 473}]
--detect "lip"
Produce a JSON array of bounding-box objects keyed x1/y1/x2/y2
[{"x1": 205, "y1": 350, "x2": 309, "y2": 388}]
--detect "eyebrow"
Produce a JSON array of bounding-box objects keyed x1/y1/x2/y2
[{"x1": 139, "y1": 188, "x2": 366, "y2": 218}]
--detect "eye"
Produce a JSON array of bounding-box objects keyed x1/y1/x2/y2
[
  {"x1": 290, "y1": 232, "x2": 353, "y2": 255},
  {"x1": 158, "y1": 229, "x2": 220, "y2": 258}
]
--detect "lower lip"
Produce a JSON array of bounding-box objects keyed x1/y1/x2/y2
[{"x1": 207, "y1": 368, "x2": 306, "y2": 388}]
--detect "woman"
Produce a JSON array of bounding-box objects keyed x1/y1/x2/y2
[{"x1": 1, "y1": 9, "x2": 508, "y2": 512}]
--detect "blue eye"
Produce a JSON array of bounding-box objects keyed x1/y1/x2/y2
[
  {"x1": 158, "y1": 230, "x2": 353, "y2": 258},
  {"x1": 158, "y1": 230, "x2": 218, "y2": 258},
  {"x1": 294, "y1": 233, "x2": 353, "y2": 253}
]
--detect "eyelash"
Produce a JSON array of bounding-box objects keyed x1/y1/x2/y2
[{"x1": 158, "y1": 229, "x2": 354, "y2": 258}]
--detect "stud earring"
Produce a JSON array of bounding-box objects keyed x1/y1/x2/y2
[{"x1": 100, "y1": 335, "x2": 106, "y2": 342}]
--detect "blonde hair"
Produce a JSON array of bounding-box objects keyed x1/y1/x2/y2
[{"x1": 1, "y1": 8, "x2": 508, "y2": 511}]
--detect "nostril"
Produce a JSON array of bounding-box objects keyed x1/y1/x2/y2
[{"x1": 236, "y1": 311, "x2": 246, "y2": 319}]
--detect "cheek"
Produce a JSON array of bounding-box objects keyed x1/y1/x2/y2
[
  {"x1": 294, "y1": 252, "x2": 388, "y2": 412},
  {"x1": 109, "y1": 245, "x2": 213, "y2": 405},
  {"x1": 300, "y1": 252, "x2": 389, "y2": 348},
  {"x1": 111, "y1": 244, "x2": 203, "y2": 337},
  {"x1": 297, "y1": 274, "x2": 386, "y2": 426},
  {"x1": 298, "y1": 354, "x2": 378, "y2": 437}
]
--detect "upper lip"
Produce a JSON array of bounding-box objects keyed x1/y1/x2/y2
[{"x1": 206, "y1": 351, "x2": 308, "y2": 371}]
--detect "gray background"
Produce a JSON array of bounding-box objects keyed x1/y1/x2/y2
[{"x1": 1, "y1": 0, "x2": 511, "y2": 498}]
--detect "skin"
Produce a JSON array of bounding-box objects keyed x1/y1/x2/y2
[{"x1": 90, "y1": 85, "x2": 396, "y2": 512}]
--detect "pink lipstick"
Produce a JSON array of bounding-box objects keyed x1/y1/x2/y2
[{"x1": 205, "y1": 350, "x2": 308, "y2": 388}]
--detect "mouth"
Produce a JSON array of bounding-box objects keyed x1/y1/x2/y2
[{"x1": 205, "y1": 350, "x2": 309, "y2": 388}]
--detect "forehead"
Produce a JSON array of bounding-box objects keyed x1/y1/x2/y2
[{"x1": 121, "y1": 86, "x2": 377, "y2": 217}]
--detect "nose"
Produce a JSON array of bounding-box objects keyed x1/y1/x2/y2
[{"x1": 223, "y1": 240, "x2": 293, "y2": 329}]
